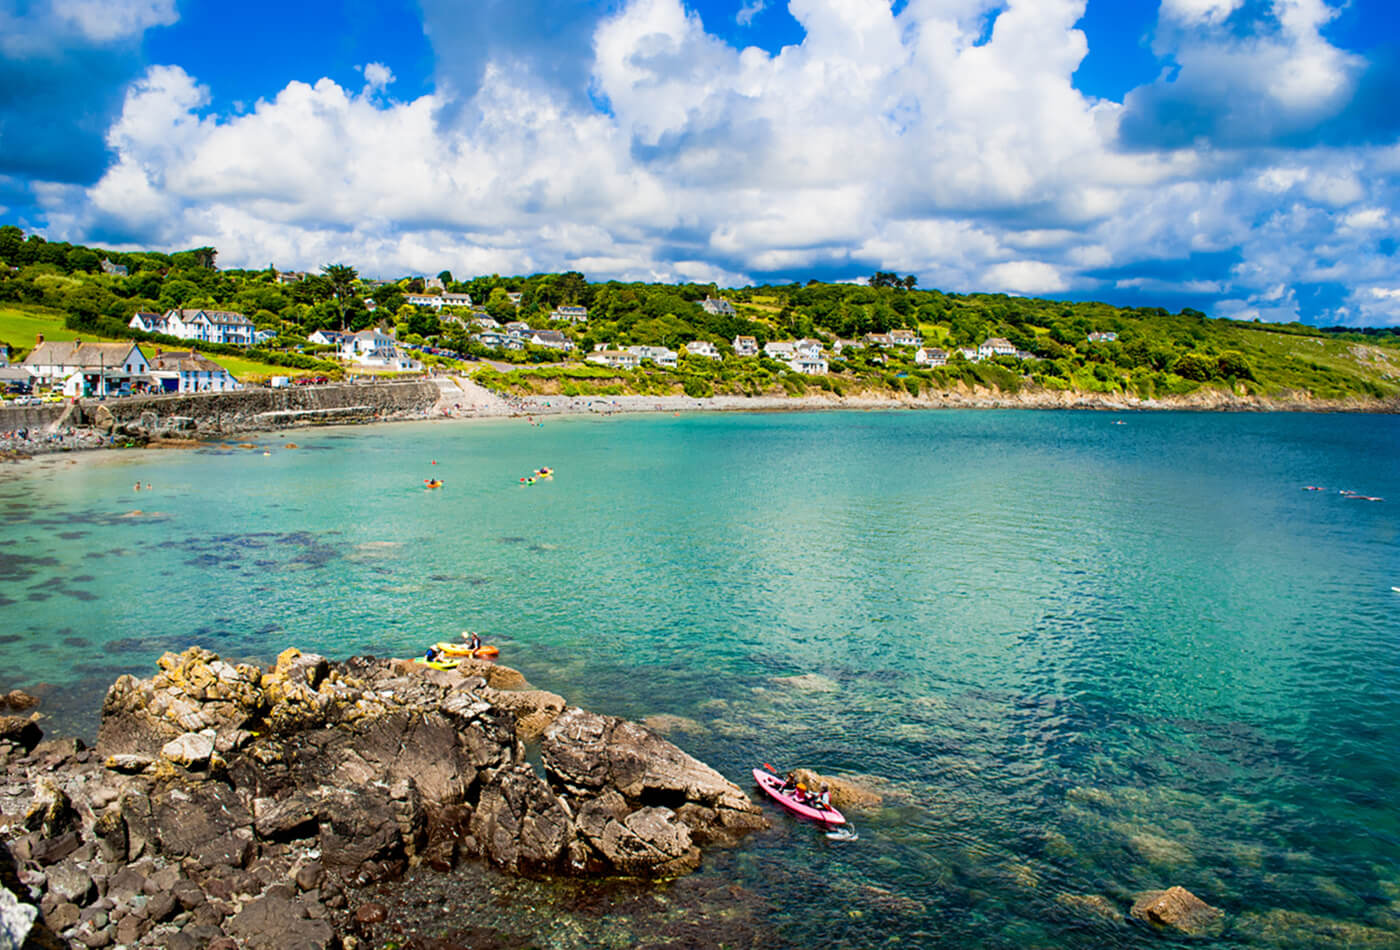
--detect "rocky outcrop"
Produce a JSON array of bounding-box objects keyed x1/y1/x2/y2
[
  {"x1": 0, "y1": 647, "x2": 764, "y2": 948},
  {"x1": 1130, "y1": 885, "x2": 1224, "y2": 934}
]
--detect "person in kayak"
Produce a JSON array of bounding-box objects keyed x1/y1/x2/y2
[
  {"x1": 815, "y1": 785, "x2": 832, "y2": 811},
  {"x1": 464, "y1": 631, "x2": 482, "y2": 651},
  {"x1": 779, "y1": 772, "x2": 799, "y2": 795}
]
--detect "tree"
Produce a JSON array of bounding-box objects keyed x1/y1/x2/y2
[
  {"x1": 322, "y1": 263, "x2": 358, "y2": 331},
  {"x1": 1173, "y1": 352, "x2": 1216, "y2": 381},
  {"x1": 1216, "y1": 350, "x2": 1253, "y2": 379},
  {"x1": 437, "y1": 270, "x2": 454, "y2": 285}
]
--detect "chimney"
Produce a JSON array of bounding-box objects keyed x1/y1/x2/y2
[
  {"x1": 36, "y1": 333, "x2": 43, "y2": 345},
  {"x1": 73, "y1": 338, "x2": 81, "y2": 349}
]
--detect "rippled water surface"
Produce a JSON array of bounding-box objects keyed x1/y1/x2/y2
[{"x1": 2, "y1": 410, "x2": 1398, "y2": 948}]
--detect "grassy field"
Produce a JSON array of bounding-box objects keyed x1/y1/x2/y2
[{"x1": 0, "y1": 304, "x2": 294, "y2": 380}]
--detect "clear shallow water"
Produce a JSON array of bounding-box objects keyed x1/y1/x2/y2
[{"x1": 2, "y1": 410, "x2": 1398, "y2": 948}]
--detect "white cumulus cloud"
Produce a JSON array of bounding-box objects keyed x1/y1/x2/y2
[{"x1": 24, "y1": 0, "x2": 1400, "y2": 325}]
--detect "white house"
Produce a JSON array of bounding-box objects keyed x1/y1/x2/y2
[
  {"x1": 308, "y1": 330, "x2": 351, "y2": 347},
  {"x1": 405, "y1": 294, "x2": 444, "y2": 310},
  {"x1": 340, "y1": 329, "x2": 423, "y2": 371},
  {"x1": 832, "y1": 338, "x2": 863, "y2": 354},
  {"x1": 475, "y1": 331, "x2": 509, "y2": 348},
  {"x1": 626, "y1": 345, "x2": 678, "y2": 368},
  {"x1": 553, "y1": 305, "x2": 588, "y2": 323},
  {"x1": 1015, "y1": 349, "x2": 1038, "y2": 361},
  {"x1": 100, "y1": 258, "x2": 128, "y2": 277},
  {"x1": 978, "y1": 337, "x2": 1016, "y2": 360},
  {"x1": 732, "y1": 335, "x2": 758, "y2": 356},
  {"x1": 889, "y1": 329, "x2": 919, "y2": 347},
  {"x1": 915, "y1": 347, "x2": 948, "y2": 366},
  {"x1": 504, "y1": 321, "x2": 531, "y2": 335},
  {"x1": 129, "y1": 312, "x2": 168, "y2": 334},
  {"x1": 23, "y1": 338, "x2": 151, "y2": 396},
  {"x1": 788, "y1": 355, "x2": 828, "y2": 375},
  {"x1": 957, "y1": 347, "x2": 981, "y2": 362},
  {"x1": 275, "y1": 271, "x2": 306, "y2": 285},
  {"x1": 684, "y1": 340, "x2": 721, "y2": 360},
  {"x1": 864, "y1": 333, "x2": 894, "y2": 348},
  {"x1": 473, "y1": 316, "x2": 500, "y2": 329},
  {"x1": 148, "y1": 350, "x2": 243, "y2": 393},
  {"x1": 530, "y1": 330, "x2": 575, "y2": 351},
  {"x1": 424, "y1": 276, "x2": 445, "y2": 291},
  {"x1": 506, "y1": 292, "x2": 523, "y2": 306},
  {"x1": 701, "y1": 297, "x2": 736, "y2": 316},
  {"x1": 253, "y1": 329, "x2": 278, "y2": 345},
  {"x1": 587, "y1": 350, "x2": 641, "y2": 370},
  {"x1": 162, "y1": 309, "x2": 255, "y2": 346},
  {"x1": 441, "y1": 293, "x2": 473, "y2": 308},
  {"x1": 793, "y1": 338, "x2": 825, "y2": 360},
  {"x1": 1088, "y1": 331, "x2": 1118, "y2": 343},
  {"x1": 764, "y1": 341, "x2": 796, "y2": 360}
]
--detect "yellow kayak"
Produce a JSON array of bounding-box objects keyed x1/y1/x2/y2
[{"x1": 434, "y1": 641, "x2": 499, "y2": 659}]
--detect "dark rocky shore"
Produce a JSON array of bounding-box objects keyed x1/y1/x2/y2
[{"x1": 0, "y1": 647, "x2": 767, "y2": 949}]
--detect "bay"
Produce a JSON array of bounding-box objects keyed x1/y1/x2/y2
[{"x1": 2, "y1": 409, "x2": 1398, "y2": 948}]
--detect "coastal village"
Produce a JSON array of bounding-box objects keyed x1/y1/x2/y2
[
  {"x1": 4, "y1": 290, "x2": 1107, "y2": 401},
  {"x1": 2, "y1": 228, "x2": 1395, "y2": 412}
]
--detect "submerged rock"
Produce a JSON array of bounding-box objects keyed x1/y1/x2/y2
[
  {"x1": 1130, "y1": 885, "x2": 1224, "y2": 934},
  {"x1": 788, "y1": 769, "x2": 883, "y2": 811}
]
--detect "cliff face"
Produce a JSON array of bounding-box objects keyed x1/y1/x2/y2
[{"x1": 0, "y1": 648, "x2": 765, "y2": 949}]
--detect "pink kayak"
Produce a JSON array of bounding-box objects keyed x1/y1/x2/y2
[{"x1": 753, "y1": 769, "x2": 846, "y2": 826}]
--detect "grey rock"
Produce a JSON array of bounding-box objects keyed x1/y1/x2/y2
[
  {"x1": 161, "y1": 732, "x2": 215, "y2": 770},
  {"x1": 45, "y1": 900, "x2": 79, "y2": 932},
  {"x1": 45, "y1": 861, "x2": 95, "y2": 905},
  {"x1": 77, "y1": 924, "x2": 113, "y2": 948},
  {"x1": 252, "y1": 794, "x2": 319, "y2": 840},
  {"x1": 151, "y1": 783, "x2": 251, "y2": 858},
  {"x1": 31, "y1": 832, "x2": 79, "y2": 866},
  {"x1": 294, "y1": 861, "x2": 324, "y2": 892},
  {"x1": 227, "y1": 893, "x2": 334, "y2": 950},
  {"x1": 24, "y1": 778, "x2": 78, "y2": 839}
]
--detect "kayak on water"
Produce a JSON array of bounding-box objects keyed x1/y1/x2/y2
[
  {"x1": 752, "y1": 768, "x2": 846, "y2": 826},
  {"x1": 413, "y1": 656, "x2": 459, "y2": 671},
  {"x1": 434, "y1": 641, "x2": 500, "y2": 659}
]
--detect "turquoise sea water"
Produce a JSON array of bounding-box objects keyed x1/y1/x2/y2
[{"x1": 2, "y1": 410, "x2": 1399, "y2": 947}]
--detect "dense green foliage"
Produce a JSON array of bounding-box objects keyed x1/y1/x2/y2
[{"x1": 2, "y1": 224, "x2": 1398, "y2": 401}]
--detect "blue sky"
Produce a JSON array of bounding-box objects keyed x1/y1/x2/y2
[{"x1": 2, "y1": 0, "x2": 1398, "y2": 324}]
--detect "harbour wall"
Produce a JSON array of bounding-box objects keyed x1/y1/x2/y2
[{"x1": 0, "y1": 379, "x2": 442, "y2": 438}]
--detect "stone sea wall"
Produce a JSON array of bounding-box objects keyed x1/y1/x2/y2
[
  {"x1": 0, "y1": 380, "x2": 442, "y2": 445},
  {"x1": 0, "y1": 648, "x2": 766, "y2": 949}
]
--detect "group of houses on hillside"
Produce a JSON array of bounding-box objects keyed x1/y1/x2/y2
[{"x1": 19, "y1": 335, "x2": 241, "y2": 397}]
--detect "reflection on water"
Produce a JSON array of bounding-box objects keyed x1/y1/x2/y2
[{"x1": 1, "y1": 411, "x2": 1398, "y2": 948}]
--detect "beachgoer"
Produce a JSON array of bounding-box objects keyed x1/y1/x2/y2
[
  {"x1": 425, "y1": 646, "x2": 440, "y2": 662},
  {"x1": 134, "y1": 482, "x2": 141, "y2": 492}
]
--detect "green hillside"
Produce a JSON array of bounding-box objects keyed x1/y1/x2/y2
[{"x1": 2, "y1": 224, "x2": 1397, "y2": 404}]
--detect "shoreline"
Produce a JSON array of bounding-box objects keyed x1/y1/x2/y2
[{"x1": 2, "y1": 383, "x2": 1396, "y2": 477}]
